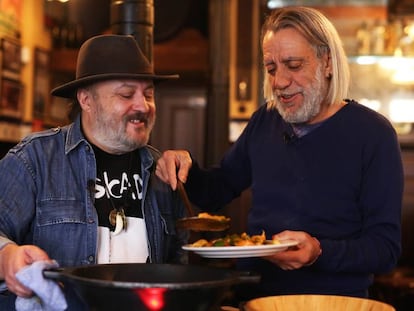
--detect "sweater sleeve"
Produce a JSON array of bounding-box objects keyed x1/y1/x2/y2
[
  {"x1": 185, "y1": 112, "x2": 257, "y2": 211},
  {"x1": 314, "y1": 123, "x2": 403, "y2": 274}
]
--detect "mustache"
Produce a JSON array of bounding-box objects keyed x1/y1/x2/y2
[{"x1": 125, "y1": 112, "x2": 151, "y2": 124}]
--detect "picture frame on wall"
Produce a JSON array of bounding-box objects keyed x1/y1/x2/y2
[
  {"x1": 47, "y1": 72, "x2": 71, "y2": 126},
  {"x1": 0, "y1": 78, "x2": 23, "y2": 119},
  {"x1": 33, "y1": 47, "x2": 50, "y2": 120},
  {"x1": 1, "y1": 37, "x2": 21, "y2": 76}
]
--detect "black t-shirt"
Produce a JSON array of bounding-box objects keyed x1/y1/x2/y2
[{"x1": 93, "y1": 145, "x2": 143, "y2": 231}]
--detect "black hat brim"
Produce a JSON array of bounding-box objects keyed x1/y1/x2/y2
[{"x1": 51, "y1": 72, "x2": 179, "y2": 99}]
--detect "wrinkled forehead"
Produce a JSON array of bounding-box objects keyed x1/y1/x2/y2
[{"x1": 262, "y1": 28, "x2": 318, "y2": 60}]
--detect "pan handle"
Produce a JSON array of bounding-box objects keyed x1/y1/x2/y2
[
  {"x1": 43, "y1": 268, "x2": 65, "y2": 281},
  {"x1": 237, "y1": 271, "x2": 261, "y2": 284}
]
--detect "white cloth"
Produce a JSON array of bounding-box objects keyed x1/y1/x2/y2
[{"x1": 15, "y1": 260, "x2": 67, "y2": 311}]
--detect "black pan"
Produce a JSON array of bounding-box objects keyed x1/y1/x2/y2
[{"x1": 44, "y1": 263, "x2": 259, "y2": 311}]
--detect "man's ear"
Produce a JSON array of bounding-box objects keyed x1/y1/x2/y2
[
  {"x1": 324, "y1": 52, "x2": 332, "y2": 79},
  {"x1": 77, "y1": 88, "x2": 91, "y2": 111}
]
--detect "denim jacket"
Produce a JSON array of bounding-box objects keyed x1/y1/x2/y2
[{"x1": 0, "y1": 116, "x2": 187, "y2": 267}]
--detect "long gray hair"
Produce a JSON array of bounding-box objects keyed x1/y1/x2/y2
[{"x1": 261, "y1": 6, "x2": 350, "y2": 109}]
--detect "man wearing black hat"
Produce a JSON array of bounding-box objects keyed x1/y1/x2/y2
[{"x1": 0, "y1": 35, "x2": 187, "y2": 309}]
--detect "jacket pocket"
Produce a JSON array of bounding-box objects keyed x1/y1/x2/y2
[
  {"x1": 37, "y1": 199, "x2": 87, "y2": 226},
  {"x1": 34, "y1": 199, "x2": 89, "y2": 266}
]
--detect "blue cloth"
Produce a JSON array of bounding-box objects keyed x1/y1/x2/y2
[
  {"x1": 186, "y1": 100, "x2": 404, "y2": 297},
  {"x1": 15, "y1": 260, "x2": 67, "y2": 311}
]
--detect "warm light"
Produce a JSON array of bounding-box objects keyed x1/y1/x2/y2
[
  {"x1": 374, "y1": 57, "x2": 414, "y2": 84},
  {"x1": 354, "y1": 56, "x2": 378, "y2": 65},
  {"x1": 389, "y1": 99, "x2": 414, "y2": 123},
  {"x1": 378, "y1": 57, "x2": 414, "y2": 70},
  {"x1": 359, "y1": 98, "x2": 381, "y2": 112},
  {"x1": 136, "y1": 288, "x2": 167, "y2": 311},
  {"x1": 267, "y1": 0, "x2": 285, "y2": 8},
  {"x1": 405, "y1": 23, "x2": 414, "y2": 38},
  {"x1": 391, "y1": 69, "x2": 414, "y2": 84}
]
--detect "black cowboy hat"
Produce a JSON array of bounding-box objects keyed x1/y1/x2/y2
[{"x1": 51, "y1": 34, "x2": 179, "y2": 99}]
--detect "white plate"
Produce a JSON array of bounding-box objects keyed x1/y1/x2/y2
[{"x1": 182, "y1": 240, "x2": 298, "y2": 258}]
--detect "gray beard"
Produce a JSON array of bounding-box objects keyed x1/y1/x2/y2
[
  {"x1": 91, "y1": 108, "x2": 151, "y2": 154},
  {"x1": 276, "y1": 96, "x2": 322, "y2": 124},
  {"x1": 275, "y1": 65, "x2": 325, "y2": 124}
]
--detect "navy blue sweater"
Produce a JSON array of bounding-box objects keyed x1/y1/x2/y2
[{"x1": 186, "y1": 101, "x2": 404, "y2": 298}]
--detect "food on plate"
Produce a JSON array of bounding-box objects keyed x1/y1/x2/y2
[
  {"x1": 190, "y1": 231, "x2": 280, "y2": 247},
  {"x1": 197, "y1": 212, "x2": 230, "y2": 222}
]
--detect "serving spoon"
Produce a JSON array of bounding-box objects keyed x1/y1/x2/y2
[{"x1": 176, "y1": 180, "x2": 230, "y2": 232}]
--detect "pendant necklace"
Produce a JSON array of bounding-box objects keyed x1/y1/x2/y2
[
  {"x1": 108, "y1": 199, "x2": 127, "y2": 235},
  {"x1": 106, "y1": 152, "x2": 136, "y2": 235}
]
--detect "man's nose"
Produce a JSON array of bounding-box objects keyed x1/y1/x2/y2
[
  {"x1": 273, "y1": 68, "x2": 291, "y2": 90},
  {"x1": 131, "y1": 95, "x2": 150, "y2": 111}
]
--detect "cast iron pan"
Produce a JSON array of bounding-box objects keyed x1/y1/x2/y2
[{"x1": 44, "y1": 263, "x2": 260, "y2": 311}]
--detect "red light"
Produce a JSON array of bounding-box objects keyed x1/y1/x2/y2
[{"x1": 135, "y1": 288, "x2": 167, "y2": 311}]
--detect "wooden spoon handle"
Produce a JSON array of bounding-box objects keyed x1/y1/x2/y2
[{"x1": 177, "y1": 180, "x2": 195, "y2": 217}]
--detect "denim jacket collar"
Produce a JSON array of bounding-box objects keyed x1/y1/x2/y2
[{"x1": 65, "y1": 115, "x2": 89, "y2": 155}]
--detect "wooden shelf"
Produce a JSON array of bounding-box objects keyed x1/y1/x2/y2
[
  {"x1": 50, "y1": 29, "x2": 209, "y2": 75},
  {"x1": 154, "y1": 28, "x2": 208, "y2": 74}
]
